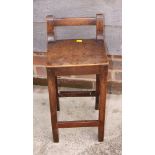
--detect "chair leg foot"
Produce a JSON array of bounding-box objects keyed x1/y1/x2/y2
[
  {"x1": 98, "y1": 137, "x2": 104, "y2": 142},
  {"x1": 53, "y1": 136, "x2": 59, "y2": 142}
]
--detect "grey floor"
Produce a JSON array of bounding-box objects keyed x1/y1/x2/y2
[{"x1": 33, "y1": 86, "x2": 122, "y2": 155}]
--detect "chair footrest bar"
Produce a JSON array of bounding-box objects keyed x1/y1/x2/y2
[
  {"x1": 58, "y1": 91, "x2": 96, "y2": 97},
  {"x1": 57, "y1": 120, "x2": 98, "y2": 128}
]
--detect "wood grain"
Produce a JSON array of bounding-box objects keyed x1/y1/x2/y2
[
  {"x1": 47, "y1": 40, "x2": 108, "y2": 68},
  {"x1": 98, "y1": 66, "x2": 108, "y2": 142},
  {"x1": 57, "y1": 120, "x2": 98, "y2": 128},
  {"x1": 96, "y1": 14, "x2": 104, "y2": 40},
  {"x1": 47, "y1": 69, "x2": 59, "y2": 142},
  {"x1": 54, "y1": 17, "x2": 96, "y2": 26},
  {"x1": 46, "y1": 15, "x2": 55, "y2": 42},
  {"x1": 59, "y1": 91, "x2": 96, "y2": 97}
]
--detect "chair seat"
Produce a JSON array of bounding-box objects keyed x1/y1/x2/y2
[{"x1": 47, "y1": 39, "x2": 108, "y2": 68}]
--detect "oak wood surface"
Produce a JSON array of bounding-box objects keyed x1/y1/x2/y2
[
  {"x1": 47, "y1": 40, "x2": 108, "y2": 68},
  {"x1": 46, "y1": 15, "x2": 55, "y2": 42},
  {"x1": 96, "y1": 14, "x2": 104, "y2": 40},
  {"x1": 98, "y1": 66, "x2": 108, "y2": 141},
  {"x1": 57, "y1": 120, "x2": 98, "y2": 128},
  {"x1": 54, "y1": 17, "x2": 96, "y2": 26},
  {"x1": 59, "y1": 91, "x2": 96, "y2": 97},
  {"x1": 47, "y1": 65, "x2": 106, "y2": 76},
  {"x1": 47, "y1": 69, "x2": 59, "y2": 142}
]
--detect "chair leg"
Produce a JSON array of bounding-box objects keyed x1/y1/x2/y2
[
  {"x1": 95, "y1": 74, "x2": 100, "y2": 110},
  {"x1": 98, "y1": 66, "x2": 108, "y2": 142},
  {"x1": 47, "y1": 69, "x2": 59, "y2": 142},
  {"x1": 55, "y1": 77, "x2": 60, "y2": 111}
]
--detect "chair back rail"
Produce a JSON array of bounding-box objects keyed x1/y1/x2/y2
[{"x1": 46, "y1": 14, "x2": 104, "y2": 42}]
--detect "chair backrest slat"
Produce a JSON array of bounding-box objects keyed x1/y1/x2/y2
[
  {"x1": 54, "y1": 17, "x2": 96, "y2": 26},
  {"x1": 46, "y1": 14, "x2": 104, "y2": 42}
]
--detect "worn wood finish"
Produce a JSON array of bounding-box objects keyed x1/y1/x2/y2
[
  {"x1": 47, "y1": 40, "x2": 108, "y2": 68},
  {"x1": 54, "y1": 17, "x2": 96, "y2": 26},
  {"x1": 47, "y1": 69, "x2": 59, "y2": 142},
  {"x1": 46, "y1": 14, "x2": 109, "y2": 142},
  {"x1": 59, "y1": 91, "x2": 96, "y2": 97},
  {"x1": 46, "y1": 15, "x2": 55, "y2": 42},
  {"x1": 57, "y1": 120, "x2": 98, "y2": 128},
  {"x1": 98, "y1": 66, "x2": 108, "y2": 142},
  {"x1": 95, "y1": 74, "x2": 100, "y2": 110},
  {"x1": 96, "y1": 14, "x2": 104, "y2": 40},
  {"x1": 47, "y1": 65, "x2": 107, "y2": 76}
]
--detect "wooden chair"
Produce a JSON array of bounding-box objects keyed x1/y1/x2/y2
[{"x1": 46, "y1": 14, "x2": 109, "y2": 142}]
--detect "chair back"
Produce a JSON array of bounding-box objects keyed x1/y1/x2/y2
[{"x1": 46, "y1": 14, "x2": 104, "y2": 42}]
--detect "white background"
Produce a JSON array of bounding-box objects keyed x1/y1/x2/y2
[{"x1": 0, "y1": 0, "x2": 155, "y2": 154}]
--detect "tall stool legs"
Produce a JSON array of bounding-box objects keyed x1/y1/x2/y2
[{"x1": 47, "y1": 66, "x2": 108, "y2": 142}]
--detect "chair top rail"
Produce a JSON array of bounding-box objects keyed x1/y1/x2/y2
[
  {"x1": 46, "y1": 15, "x2": 96, "y2": 26},
  {"x1": 54, "y1": 17, "x2": 96, "y2": 26}
]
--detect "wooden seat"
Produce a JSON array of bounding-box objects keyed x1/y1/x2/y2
[
  {"x1": 46, "y1": 14, "x2": 109, "y2": 143},
  {"x1": 47, "y1": 39, "x2": 108, "y2": 68}
]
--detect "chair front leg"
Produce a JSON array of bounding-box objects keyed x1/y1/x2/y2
[
  {"x1": 47, "y1": 69, "x2": 59, "y2": 142},
  {"x1": 98, "y1": 66, "x2": 108, "y2": 142}
]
